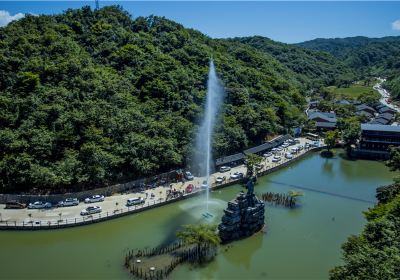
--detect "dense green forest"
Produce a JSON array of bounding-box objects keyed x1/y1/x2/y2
[
  {"x1": 0, "y1": 6, "x2": 308, "y2": 192},
  {"x1": 297, "y1": 36, "x2": 400, "y2": 99},
  {"x1": 231, "y1": 36, "x2": 355, "y2": 89}
]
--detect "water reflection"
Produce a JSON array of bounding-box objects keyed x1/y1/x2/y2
[{"x1": 222, "y1": 233, "x2": 263, "y2": 270}]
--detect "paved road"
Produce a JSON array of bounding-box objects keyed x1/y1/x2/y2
[
  {"x1": 0, "y1": 138, "x2": 317, "y2": 226},
  {"x1": 374, "y1": 78, "x2": 400, "y2": 113}
]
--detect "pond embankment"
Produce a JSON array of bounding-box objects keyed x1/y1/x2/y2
[{"x1": 0, "y1": 138, "x2": 322, "y2": 230}]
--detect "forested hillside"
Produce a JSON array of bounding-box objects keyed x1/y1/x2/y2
[
  {"x1": 231, "y1": 36, "x2": 355, "y2": 89},
  {"x1": 298, "y1": 36, "x2": 400, "y2": 98},
  {"x1": 0, "y1": 6, "x2": 307, "y2": 192}
]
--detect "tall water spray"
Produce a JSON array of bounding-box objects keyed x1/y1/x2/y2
[{"x1": 194, "y1": 60, "x2": 225, "y2": 212}]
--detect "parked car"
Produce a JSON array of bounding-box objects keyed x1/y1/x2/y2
[
  {"x1": 295, "y1": 139, "x2": 301, "y2": 144},
  {"x1": 230, "y1": 172, "x2": 244, "y2": 180},
  {"x1": 184, "y1": 171, "x2": 194, "y2": 181},
  {"x1": 5, "y1": 201, "x2": 26, "y2": 209},
  {"x1": 285, "y1": 152, "x2": 293, "y2": 159},
  {"x1": 219, "y1": 166, "x2": 231, "y2": 173},
  {"x1": 291, "y1": 147, "x2": 299, "y2": 153},
  {"x1": 216, "y1": 176, "x2": 226, "y2": 184},
  {"x1": 28, "y1": 201, "x2": 52, "y2": 209},
  {"x1": 84, "y1": 195, "x2": 105, "y2": 204},
  {"x1": 272, "y1": 156, "x2": 281, "y2": 162},
  {"x1": 80, "y1": 206, "x2": 102, "y2": 216},
  {"x1": 276, "y1": 147, "x2": 283, "y2": 152},
  {"x1": 126, "y1": 197, "x2": 145, "y2": 206},
  {"x1": 271, "y1": 148, "x2": 278, "y2": 154},
  {"x1": 255, "y1": 163, "x2": 264, "y2": 170},
  {"x1": 263, "y1": 152, "x2": 273, "y2": 157},
  {"x1": 201, "y1": 180, "x2": 209, "y2": 189},
  {"x1": 58, "y1": 198, "x2": 79, "y2": 207},
  {"x1": 185, "y1": 184, "x2": 194, "y2": 193}
]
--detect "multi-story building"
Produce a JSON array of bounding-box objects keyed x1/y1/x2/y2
[{"x1": 353, "y1": 124, "x2": 400, "y2": 159}]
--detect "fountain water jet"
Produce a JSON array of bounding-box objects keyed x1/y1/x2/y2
[{"x1": 193, "y1": 60, "x2": 225, "y2": 213}]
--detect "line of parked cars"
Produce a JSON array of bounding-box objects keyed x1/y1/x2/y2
[{"x1": 23, "y1": 194, "x2": 106, "y2": 211}]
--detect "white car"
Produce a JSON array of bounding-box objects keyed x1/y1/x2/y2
[
  {"x1": 230, "y1": 172, "x2": 244, "y2": 180},
  {"x1": 80, "y1": 206, "x2": 102, "y2": 216},
  {"x1": 28, "y1": 201, "x2": 52, "y2": 209},
  {"x1": 219, "y1": 166, "x2": 231, "y2": 173},
  {"x1": 291, "y1": 147, "x2": 299, "y2": 153},
  {"x1": 272, "y1": 156, "x2": 281, "y2": 162},
  {"x1": 263, "y1": 152, "x2": 273, "y2": 157},
  {"x1": 184, "y1": 171, "x2": 194, "y2": 180},
  {"x1": 285, "y1": 152, "x2": 293, "y2": 159},
  {"x1": 84, "y1": 195, "x2": 105, "y2": 204},
  {"x1": 255, "y1": 163, "x2": 264, "y2": 170},
  {"x1": 215, "y1": 176, "x2": 226, "y2": 184},
  {"x1": 58, "y1": 198, "x2": 79, "y2": 207},
  {"x1": 201, "y1": 180, "x2": 209, "y2": 189},
  {"x1": 276, "y1": 147, "x2": 283, "y2": 152},
  {"x1": 126, "y1": 197, "x2": 145, "y2": 206}
]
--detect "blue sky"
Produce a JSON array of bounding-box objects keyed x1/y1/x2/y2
[{"x1": 1, "y1": 1, "x2": 400, "y2": 43}]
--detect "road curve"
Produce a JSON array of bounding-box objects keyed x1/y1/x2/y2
[{"x1": 374, "y1": 78, "x2": 400, "y2": 113}]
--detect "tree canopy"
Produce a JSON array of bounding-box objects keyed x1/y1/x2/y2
[
  {"x1": 0, "y1": 6, "x2": 314, "y2": 192},
  {"x1": 324, "y1": 130, "x2": 339, "y2": 152},
  {"x1": 176, "y1": 224, "x2": 221, "y2": 248}
]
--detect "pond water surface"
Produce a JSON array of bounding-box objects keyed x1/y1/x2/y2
[{"x1": 0, "y1": 151, "x2": 394, "y2": 279}]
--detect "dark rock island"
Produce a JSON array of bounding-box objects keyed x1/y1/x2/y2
[{"x1": 218, "y1": 179, "x2": 265, "y2": 243}]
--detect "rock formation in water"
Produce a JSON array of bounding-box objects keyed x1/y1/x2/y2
[{"x1": 218, "y1": 179, "x2": 265, "y2": 243}]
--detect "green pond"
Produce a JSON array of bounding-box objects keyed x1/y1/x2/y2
[{"x1": 0, "y1": 151, "x2": 394, "y2": 279}]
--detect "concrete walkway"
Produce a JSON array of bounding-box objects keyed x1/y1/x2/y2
[{"x1": 0, "y1": 138, "x2": 319, "y2": 228}]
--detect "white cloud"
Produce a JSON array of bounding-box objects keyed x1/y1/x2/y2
[
  {"x1": 0, "y1": 10, "x2": 25, "y2": 27},
  {"x1": 392, "y1": 19, "x2": 400, "y2": 31}
]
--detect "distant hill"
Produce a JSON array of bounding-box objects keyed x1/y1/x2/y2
[
  {"x1": 230, "y1": 36, "x2": 355, "y2": 88},
  {"x1": 297, "y1": 36, "x2": 400, "y2": 98},
  {"x1": 298, "y1": 36, "x2": 399, "y2": 56}
]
